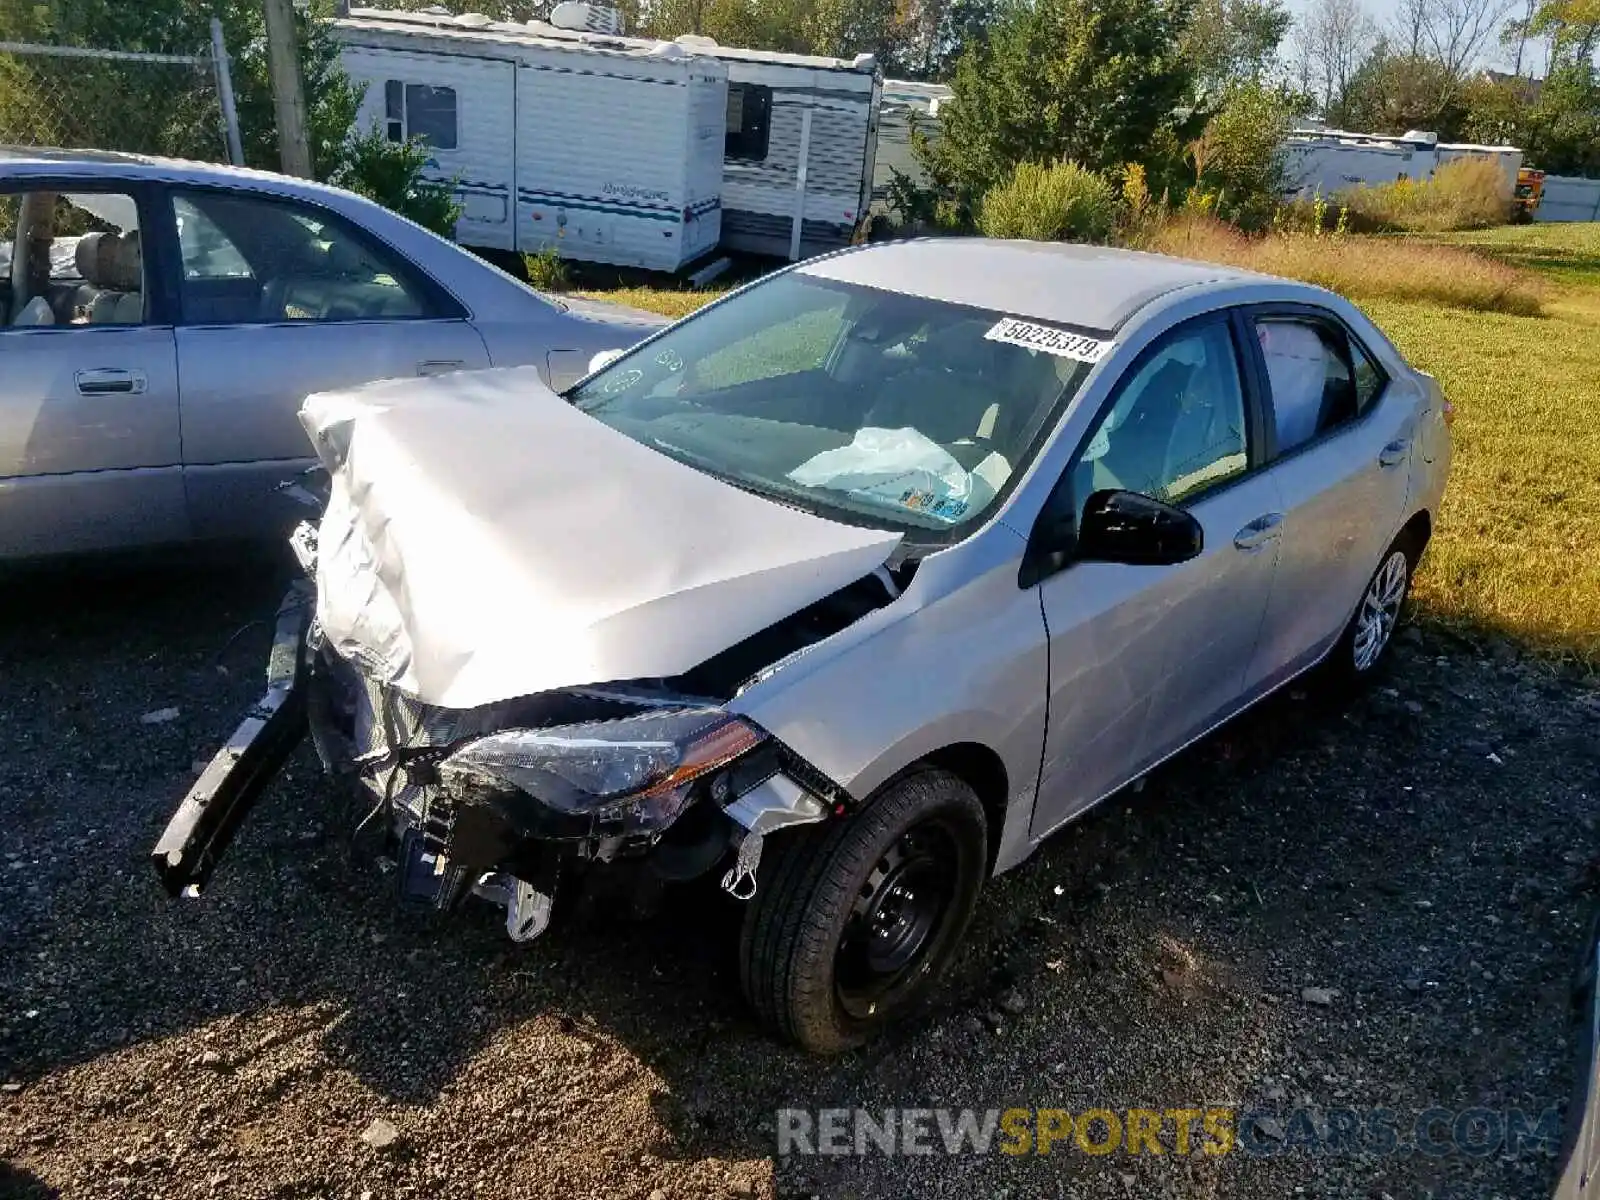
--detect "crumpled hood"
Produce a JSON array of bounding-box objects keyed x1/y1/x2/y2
[{"x1": 301, "y1": 368, "x2": 902, "y2": 709}]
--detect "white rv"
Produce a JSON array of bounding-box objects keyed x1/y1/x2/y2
[
  {"x1": 334, "y1": 9, "x2": 726, "y2": 273},
  {"x1": 677, "y1": 40, "x2": 882, "y2": 260},
  {"x1": 336, "y1": 10, "x2": 883, "y2": 265},
  {"x1": 871, "y1": 79, "x2": 950, "y2": 212},
  {"x1": 1283, "y1": 127, "x2": 1522, "y2": 199}
]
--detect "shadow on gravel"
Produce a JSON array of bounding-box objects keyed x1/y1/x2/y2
[
  {"x1": 2, "y1": 557, "x2": 1596, "y2": 1197},
  {"x1": 0, "y1": 1161, "x2": 58, "y2": 1199}
]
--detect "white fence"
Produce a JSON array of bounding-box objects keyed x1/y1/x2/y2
[
  {"x1": 0, "y1": 23, "x2": 242, "y2": 165},
  {"x1": 1537, "y1": 174, "x2": 1600, "y2": 223}
]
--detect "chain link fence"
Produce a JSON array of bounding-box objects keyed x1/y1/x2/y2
[{"x1": 0, "y1": 36, "x2": 241, "y2": 164}]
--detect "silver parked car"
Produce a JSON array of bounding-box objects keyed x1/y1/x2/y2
[
  {"x1": 153, "y1": 239, "x2": 1451, "y2": 1053},
  {"x1": 0, "y1": 148, "x2": 661, "y2": 559}
]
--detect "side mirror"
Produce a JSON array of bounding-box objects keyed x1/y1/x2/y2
[
  {"x1": 1077, "y1": 489, "x2": 1203, "y2": 566},
  {"x1": 588, "y1": 347, "x2": 627, "y2": 375}
]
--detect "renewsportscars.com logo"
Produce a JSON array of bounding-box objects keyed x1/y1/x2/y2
[{"x1": 775, "y1": 1106, "x2": 1563, "y2": 1159}]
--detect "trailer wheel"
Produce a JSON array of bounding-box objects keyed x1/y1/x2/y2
[{"x1": 738, "y1": 769, "x2": 986, "y2": 1054}]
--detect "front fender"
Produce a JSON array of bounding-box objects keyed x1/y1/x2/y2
[{"x1": 729, "y1": 529, "x2": 1047, "y2": 869}]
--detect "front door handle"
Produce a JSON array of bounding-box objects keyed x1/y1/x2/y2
[
  {"x1": 417, "y1": 359, "x2": 465, "y2": 377},
  {"x1": 1379, "y1": 439, "x2": 1411, "y2": 467},
  {"x1": 76, "y1": 368, "x2": 146, "y2": 395},
  {"x1": 1233, "y1": 513, "x2": 1284, "y2": 551}
]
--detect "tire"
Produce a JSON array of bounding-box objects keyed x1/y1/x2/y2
[
  {"x1": 739, "y1": 768, "x2": 987, "y2": 1054},
  {"x1": 1325, "y1": 532, "x2": 1419, "y2": 687}
]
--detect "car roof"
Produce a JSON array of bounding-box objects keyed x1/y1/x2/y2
[
  {"x1": 0, "y1": 147, "x2": 363, "y2": 205},
  {"x1": 799, "y1": 239, "x2": 1263, "y2": 333}
]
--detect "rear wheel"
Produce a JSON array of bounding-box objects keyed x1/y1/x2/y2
[
  {"x1": 1327, "y1": 534, "x2": 1417, "y2": 685},
  {"x1": 739, "y1": 769, "x2": 986, "y2": 1054}
]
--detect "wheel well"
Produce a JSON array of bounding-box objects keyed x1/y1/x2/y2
[
  {"x1": 1399, "y1": 510, "x2": 1433, "y2": 559},
  {"x1": 922, "y1": 742, "x2": 1010, "y2": 863}
]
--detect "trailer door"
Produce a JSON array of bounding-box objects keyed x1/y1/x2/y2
[{"x1": 342, "y1": 47, "x2": 517, "y2": 251}]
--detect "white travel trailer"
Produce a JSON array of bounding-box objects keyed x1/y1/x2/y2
[
  {"x1": 337, "y1": 9, "x2": 882, "y2": 265},
  {"x1": 678, "y1": 40, "x2": 882, "y2": 260},
  {"x1": 334, "y1": 8, "x2": 726, "y2": 273},
  {"x1": 1283, "y1": 127, "x2": 1522, "y2": 199},
  {"x1": 871, "y1": 79, "x2": 951, "y2": 212}
]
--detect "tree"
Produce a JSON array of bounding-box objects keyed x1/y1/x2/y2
[
  {"x1": 1182, "y1": 0, "x2": 1293, "y2": 101},
  {"x1": 1330, "y1": 41, "x2": 1472, "y2": 134},
  {"x1": 1291, "y1": 0, "x2": 1379, "y2": 116},
  {"x1": 1188, "y1": 78, "x2": 1295, "y2": 225},
  {"x1": 0, "y1": 0, "x2": 358, "y2": 177},
  {"x1": 923, "y1": 0, "x2": 1195, "y2": 216}
]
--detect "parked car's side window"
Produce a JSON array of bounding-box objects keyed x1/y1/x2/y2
[
  {"x1": 385, "y1": 80, "x2": 458, "y2": 150},
  {"x1": 171, "y1": 190, "x2": 436, "y2": 324},
  {"x1": 1069, "y1": 321, "x2": 1250, "y2": 511},
  {"x1": 725, "y1": 83, "x2": 773, "y2": 162},
  {"x1": 1254, "y1": 317, "x2": 1382, "y2": 454},
  {"x1": 1, "y1": 189, "x2": 145, "y2": 329}
]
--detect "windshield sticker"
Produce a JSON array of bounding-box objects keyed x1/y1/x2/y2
[
  {"x1": 984, "y1": 318, "x2": 1111, "y2": 363},
  {"x1": 601, "y1": 368, "x2": 644, "y2": 395},
  {"x1": 899, "y1": 489, "x2": 970, "y2": 521}
]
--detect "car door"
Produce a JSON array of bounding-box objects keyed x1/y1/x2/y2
[
  {"x1": 160, "y1": 186, "x2": 492, "y2": 541},
  {"x1": 1028, "y1": 314, "x2": 1283, "y2": 838},
  {"x1": 0, "y1": 180, "x2": 185, "y2": 558},
  {"x1": 1239, "y1": 307, "x2": 1415, "y2": 692}
]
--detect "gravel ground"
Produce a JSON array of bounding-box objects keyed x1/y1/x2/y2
[{"x1": 2, "y1": 556, "x2": 1598, "y2": 1200}]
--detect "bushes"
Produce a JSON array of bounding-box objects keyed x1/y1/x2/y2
[
  {"x1": 1145, "y1": 213, "x2": 1544, "y2": 316},
  {"x1": 329, "y1": 127, "x2": 461, "y2": 238},
  {"x1": 1338, "y1": 158, "x2": 1512, "y2": 234},
  {"x1": 977, "y1": 160, "x2": 1118, "y2": 242},
  {"x1": 522, "y1": 246, "x2": 573, "y2": 292}
]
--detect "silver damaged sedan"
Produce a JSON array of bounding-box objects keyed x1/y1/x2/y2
[{"x1": 153, "y1": 239, "x2": 1452, "y2": 1053}]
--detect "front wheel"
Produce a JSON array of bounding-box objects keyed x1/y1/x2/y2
[{"x1": 739, "y1": 769, "x2": 987, "y2": 1054}]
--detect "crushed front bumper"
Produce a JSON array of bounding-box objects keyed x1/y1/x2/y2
[
  {"x1": 151, "y1": 582, "x2": 313, "y2": 896},
  {"x1": 150, "y1": 563, "x2": 833, "y2": 934}
]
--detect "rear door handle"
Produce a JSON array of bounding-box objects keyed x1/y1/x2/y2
[
  {"x1": 75, "y1": 368, "x2": 146, "y2": 395},
  {"x1": 1379, "y1": 439, "x2": 1411, "y2": 467},
  {"x1": 417, "y1": 359, "x2": 465, "y2": 377},
  {"x1": 1233, "y1": 513, "x2": 1284, "y2": 551}
]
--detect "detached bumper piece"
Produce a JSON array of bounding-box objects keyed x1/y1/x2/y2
[{"x1": 150, "y1": 584, "x2": 312, "y2": 897}]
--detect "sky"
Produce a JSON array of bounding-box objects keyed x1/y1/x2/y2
[{"x1": 1282, "y1": 0, "x2": 1545, "y2": 75}]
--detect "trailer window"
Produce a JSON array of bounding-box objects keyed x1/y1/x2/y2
[
  {"x1": 385, "y1": 81, "x2": 458, "y2": 151},
  {"x1": 725, "y1": 83, "x2": 771, "y2": 162}
]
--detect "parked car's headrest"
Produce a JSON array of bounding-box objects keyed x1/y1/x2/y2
[{"x1": 75, "y1": 231, "x2": 111, "y2": 283}]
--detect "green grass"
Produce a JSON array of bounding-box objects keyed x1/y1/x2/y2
[
  {"x1": 577, "y1": 223, "x2": 1600, "y2": 665},
  {"x1": 1364, "y1": 225, "x2": 1600, "y2": 664}
]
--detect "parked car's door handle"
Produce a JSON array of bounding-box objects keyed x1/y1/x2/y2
[
  {"x1": 417, "y1": 359, "x2": 465, "y2": 377},
  {"x1": 75, "y1": 368, "x2": 146, "y2": 396},
  {"x1": 1233, "y1": 513, "x2": 1284, "y2": 551},
  {"x1": 1379, "y1": 439, "x2": 1411, "y2": 467}
]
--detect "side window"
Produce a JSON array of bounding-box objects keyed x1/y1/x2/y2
[
  {"x1": 2, "y1": 189, "x2": 145, "y2": 329},
  {"x1": 385, "y1": 81, "x2": 458, "y2": 150},
  {"x1": 171, "y1": 189, "x2": 439, "y2": 324},
  {"x1": 725, "y1": 83, "x2": 772, "y2": 161},
  {"x1": 1070, "y1": 322, "x2": 1249, "y2": 510},
  {"x1": 1255, "y1": 318, "x2": 1366, "y2": 454},
  {"x1": 1350, "y1": 334, "x2": 1387, "y2": 413}
]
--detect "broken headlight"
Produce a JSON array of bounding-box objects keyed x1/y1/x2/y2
[{"x1": 438, "y1": 708, "x2": 765, "y2": 831}]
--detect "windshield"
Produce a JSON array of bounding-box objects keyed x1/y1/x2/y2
[{"x1": 571, "y1": 271, "x2": 1098, "y2": 537}]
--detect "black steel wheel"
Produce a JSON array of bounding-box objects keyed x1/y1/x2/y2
[{"x1": 739, "y1": 768, "x2": 987, "y2": 1054}]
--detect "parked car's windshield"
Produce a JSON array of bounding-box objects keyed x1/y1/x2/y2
[{"x1": 572, "y1": 271, "x2": 1097, "y2": 536}]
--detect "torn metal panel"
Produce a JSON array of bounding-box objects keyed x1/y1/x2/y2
[{"x1": 300, "y1": 367, "x2": 903, "y2": 710}]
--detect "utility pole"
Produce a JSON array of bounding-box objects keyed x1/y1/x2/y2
[{"x1": 263, "y1": 0, "x2": 313, "y2": 177}]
